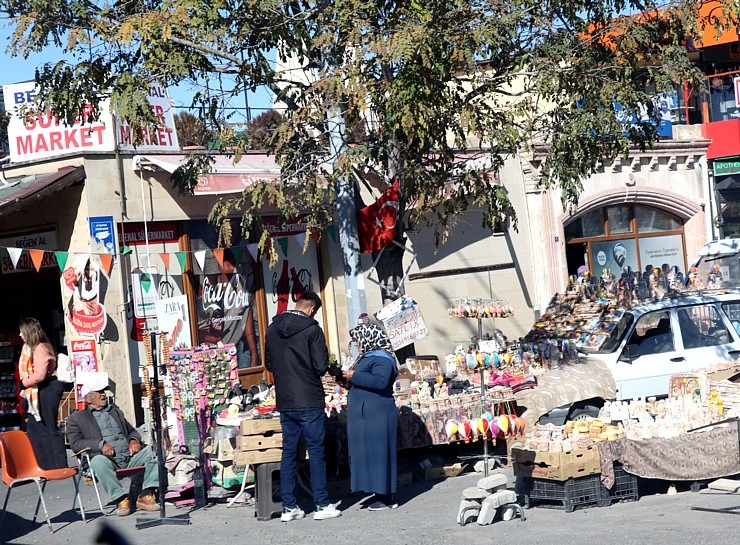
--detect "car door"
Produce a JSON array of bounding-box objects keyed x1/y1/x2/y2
[
  {"x1": 610, "y1": 310, "x2": 693, "y2": 400},
  {"x1": 676, "y1": 303, "x2": 740, "y2": 367}
]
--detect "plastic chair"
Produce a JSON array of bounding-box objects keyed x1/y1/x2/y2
[
  {"x1": 0, "y1": 430, "x2": 86, "y2": 533},
  {"x1": 74, "y1": 448, "x2": 146, "y2": 515}
]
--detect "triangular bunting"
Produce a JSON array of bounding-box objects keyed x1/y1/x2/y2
[
  {"x1": 311, "y1": 230, "x2": 320, "y2": 245},
  {"x1": 29, "y1": 249, "x2": 45, "y2": 272},
  {"x1": 139, "y1": 272, "x2": 152, "y2": 292},
  {"x1": 159, "y1": 252, "x2": 170, "y2": 271},
  {"x1": 277, "y1": 237, "x2": 289, "y2": 257},
  {"x1": 213, "y1": 248, "x2": 225, "y2": 270},
  {"x1": 7, "y1": 247, "x2": 22, "y2": 269},
  {"x1": 175, "y1": 251, "x2": 188, "y2": 272},
  {"x1": 246, "y1": 243, "x2": 259, "y2": 263},
  {"x1": 294, "y1": 233, "x2": 304, "y2": 251},
  {"x1": 230, "y1": 246, "x2": 242, "y2": 265},
  {"x1": 120, "y1": 245, "x2": 133, "y2": 255},
  {"x1": 327, "y1": 224, "x2": 337, "y2": 243},
  {"x1": 99, "y1": 254, "x2": 114, "y2": 277},
  {"x1": 193, "y1": 250, "x2": 207, "y2": 271},
  {"x1": 54, "y1": 251, "x2": 69, "y2": 271}
]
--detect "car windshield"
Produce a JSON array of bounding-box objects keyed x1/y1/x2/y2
[{"x1": 596, "y1": 312, "x2": 635, "y2": 353}]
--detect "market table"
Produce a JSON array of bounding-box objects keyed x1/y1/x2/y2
[{"x1": 598, "y1": 418, "x2": 740, "y2": 488}]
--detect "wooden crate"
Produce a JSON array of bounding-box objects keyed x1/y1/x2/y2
[
  {"x1": 235, "y1": 448, "x2": 283, "y2": 465},
  {"x1": 238, "y1": 432, "x2": 283, "y2": 451},
  {"x1": 240, "y1": 418, "x2": 282, "y2": 435}
]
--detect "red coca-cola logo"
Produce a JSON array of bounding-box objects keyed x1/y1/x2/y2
[{"x1": 72, "y1": 340, "x2": 93, "y2": 351}]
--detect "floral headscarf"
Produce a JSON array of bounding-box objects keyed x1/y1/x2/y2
[{"x1": 349, "y1": 323, "x2": 394, "y2": 354}]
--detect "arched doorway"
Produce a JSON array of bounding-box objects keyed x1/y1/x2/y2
[{"x1": 564, "y1": 204, "x2": 686, "y2": 278}]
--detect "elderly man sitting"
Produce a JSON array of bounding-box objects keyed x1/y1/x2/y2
[{"x1": 66, "y1": 374, "x2": 160, "y2": 516}]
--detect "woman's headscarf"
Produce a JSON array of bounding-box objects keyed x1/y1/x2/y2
[{"x1": 349, "y1": 323, "x2": 394, "y2": 354}]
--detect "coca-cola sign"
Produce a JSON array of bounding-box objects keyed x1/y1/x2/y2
[
  {"x1": 72, "y1": 340, "x2": 93, "y2": 351},
  {"x1": 201, "y1": 276, "x2": 250, "y2": 313}
]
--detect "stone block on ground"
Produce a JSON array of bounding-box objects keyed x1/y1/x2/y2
[
  {"x1": 473, "y1": 458, "x2": 498, "y2": 473},
  {"x1": 492, "y1": 489, "x2": 518, "y2": 505},
  {"x1": 477, "y1": 472, "x2": 508, "y2": 493},
  {"x1": 458, "y1": 499, "x2": 481, "y2": 525},
  {"x1": 462, "y1": 487, "x2": 488, "y2": 501},
  {"x1": 707, "y1": 478, "x2": 740, "y2": 492},
  {"x1": 477, "y1": 496, "x2": 499, "y2": 525}
]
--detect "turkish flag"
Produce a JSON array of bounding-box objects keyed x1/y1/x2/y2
[{"x1": 357, "y1": 180, "x2": 400, "y2": 254}]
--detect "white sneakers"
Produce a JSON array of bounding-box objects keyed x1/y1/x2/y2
[
  {"x1": 280, "y1": 507, "x2": 305, "y2": 522},
  {"x1": 313, "y1": 503, "x2": 342, "y2": 520},
  {"x1": 281, "y1": 504, "x2": 342, "y2": 522}
]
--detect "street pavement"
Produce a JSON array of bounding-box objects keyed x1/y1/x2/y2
[{"x1": 3, "y1": 459, "x2": 740, "y2": 545}]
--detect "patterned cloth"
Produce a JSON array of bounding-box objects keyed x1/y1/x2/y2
[
  {"x1": 19, "y1": 345, "x2": 41, "y2": 422},
  {"x1": 349, "y1": 323, "x2": 394, "y2": 354}
]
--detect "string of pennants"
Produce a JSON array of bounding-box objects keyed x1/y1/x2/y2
[{"x1": 0, "y1": 232, "x2": 318, "y2": 277}]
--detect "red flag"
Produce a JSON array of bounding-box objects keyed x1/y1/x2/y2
[{"x1": 357, "y1": 180, "x2": 400, "y2": 253}]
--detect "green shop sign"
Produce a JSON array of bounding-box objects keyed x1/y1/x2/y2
[{"x1": 714, "y1": 158, "x2": 740, "y2": 176}]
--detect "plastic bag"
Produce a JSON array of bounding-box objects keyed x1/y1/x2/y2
[{"x1": 56, "y1": 353, "x2": 75, "y2": 383}]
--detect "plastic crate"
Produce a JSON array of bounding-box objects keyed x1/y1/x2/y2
[
  {"x1": 516, "y1": 474, "x2": 602, "y2": 512},
  {"x1": 599, "y1": 463, "x2": 639, "y2": 506}
]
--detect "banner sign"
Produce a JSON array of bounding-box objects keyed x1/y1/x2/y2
[
  {"x1": 0, "y1": 229, "x2": 58, "y2": 274},
  {"x1": 376, "y1": 296, "x2": 429, "y2": 350},
  {"x1": 193, "y1": 173, "x2": 280, "y2": 195},
  {"x1": 116, "y1": 83, "x2": 180, "y2": 151}
]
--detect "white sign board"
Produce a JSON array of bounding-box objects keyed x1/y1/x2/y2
[
  {"x1": 378, "y1": 302, "x2": 429, "y2": 350},
  {"x1": 155, "y1": 295, "x2": 192, "y2": 351},
  {"x1": 132, "y1": 266, "x2": 160, "y2": 318},
  {"x1": 116, "y1": 83, "x2": 179, "y2": 151},
  {"x1": 2, "y1": 81, "x2": 116, "y2": 162}
]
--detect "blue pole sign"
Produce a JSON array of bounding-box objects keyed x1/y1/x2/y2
[{"x1": 88, "y1": 216, "x2": 117, "y2": 255}]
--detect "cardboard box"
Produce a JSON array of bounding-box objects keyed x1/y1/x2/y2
[
  {"x1": 238, "y1": 432, "x2": 283, "y2": 451},
  {"x1": 514, "y1": 461, "x2": 567, "y2": 480},
  {"x1": 512, "y1": 447, "x2": 601, "y2": 481},
  {"x1": 397, "y1": 472, "x2": 413, "y2": 487},
  {"x1": 235, "y1": 448, "x2": 283, "y2": 465},
  {"x1": 443, "y1": 463, "x2": 464, "y2": 478},
  {"x1": 423, "y1": 467, "x2": 447, "y2": 481},
  {"x1": 240, "y1": 418, "x2": 282, "y2": 435},
  {"x1": 202, "y1": 437, "x2": 236, "y2": 461}
]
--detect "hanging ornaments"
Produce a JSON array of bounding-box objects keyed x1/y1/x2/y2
[{"x1": 447, "y1": 299, "x2": 515, "y2": 319}]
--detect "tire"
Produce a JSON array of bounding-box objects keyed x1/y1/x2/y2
[{"x1": 568, "y1": 404, "x2": 600, "y2": 421}]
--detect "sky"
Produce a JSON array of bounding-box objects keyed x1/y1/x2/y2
[{"x1": 0, "y1": 25, "x2": 275, "y2": 123}]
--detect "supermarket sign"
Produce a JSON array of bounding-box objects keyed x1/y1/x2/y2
[{"x1": 2, "y1": 81, "x2": 179, "y2": 163}]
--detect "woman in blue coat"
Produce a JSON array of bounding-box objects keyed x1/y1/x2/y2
[{"x1": 343, "y1": 323, "x2": 399, "y2": 510}]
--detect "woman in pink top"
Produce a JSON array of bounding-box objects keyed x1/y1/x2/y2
[{"x1": 19, "y1": 317, "x2": 68, "y2": 469}]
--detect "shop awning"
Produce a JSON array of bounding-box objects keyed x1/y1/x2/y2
[
  {"x1": 0, "y1": 165, "x2": 86, "y2": 218},
  {"x1": 133, "y1": 153, "x2": 281, "y2": 196}
]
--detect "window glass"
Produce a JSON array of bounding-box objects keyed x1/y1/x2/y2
[
  {"x1": 627, "y1": 311, "x2": 673, "y2": 355},
  {"x1": 564, "y1": 219, "x2": 583, "y2": 241},
  {"x1": 581, "y1": 210, "x2": 606, "y2": 237},
  {"x1": 607, "y1": 205, "x2": 633, "y2": 234},
  {"x1": 635, "y1": 206, "x2": 681, "y2": 233},
  {"x1": 679, "y1": 305, "x2": 732, "y2": 349},
  {"x1": 600, "y1": 312, "x2": 634, "y2": 353},
  {"x1": 722, "y1": 303, "x2": 740, "y2": 335}
]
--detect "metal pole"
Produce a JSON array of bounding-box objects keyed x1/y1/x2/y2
[{"x1": 328, "y1": 105, "x2": 367, "y2": 326}]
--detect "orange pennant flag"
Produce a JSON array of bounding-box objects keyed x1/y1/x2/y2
[
  {"x1": 213, "y1": 248, "x2": 225, "y2": 270},
  {"x1": 29, "y1": 249, "x2": 45, "y2": 272},
  {"x1": 159, "y1": 252, "x2": 170, "y2": 271},
  {"x1": 99, "y1": 254, "x2": 114, "y2": 277}
]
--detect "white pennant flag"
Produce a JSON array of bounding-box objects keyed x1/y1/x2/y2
[
  {"x1": 294, "y1": 233, "x2": 305, "y2": 251},
  {"x1": 246, "y1": 243, "x2": 259, "y2": 263},
  {"x1": 193, "y1": 250, "x2": 207, "y2": 271},
  {"x1": 7, "y1": 247, "x2": 22, "y2": 269}
]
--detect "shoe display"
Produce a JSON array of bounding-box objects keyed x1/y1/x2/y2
[
  {"x1": 280, "y1": 506, "x2": 305, "y2": 522},
  {"x1": 135, "y1": 493, "x2": 160, "y2": 512},
  {"x1": 313, "y1": 503, "x2": 342, "y2": 520},
  {"x1": 116, "y1": 497, "x2": 132, "y2": 517},
  {"x1": 368, "y1": 501, "x2": 399, "y2": 511}
]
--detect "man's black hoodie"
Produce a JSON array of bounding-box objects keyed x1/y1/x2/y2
[{"x1": 265, "y1": 310, "x2": 329, "y2": 411}]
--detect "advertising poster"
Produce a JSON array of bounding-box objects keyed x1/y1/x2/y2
[
  {"x1": 62, "y1": 255, "x2": 107, "y2": 339},
  {"x1": 591, "y1": 239, "x2": 638, "y2": 275},
  {"x1": 155, "y1": 295, "x2": 192, "y2": 351},
  {"x1": 70, "y1": 340, "x2": 100, "y2": 403},
  {"x1": 637, "y1": 235, "x2": 685, "y2": 273},
  {"x1": 89, "y1": 216, "x2": 117, "y2": 256}
]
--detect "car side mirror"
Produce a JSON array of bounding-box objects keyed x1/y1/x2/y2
[{"x1": 620, "y1": 344, "x2": 640, "y2": 363}]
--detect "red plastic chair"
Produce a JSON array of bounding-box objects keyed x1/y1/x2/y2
[{"x1": 0, "y1": 430, "x2": 86, "y2": 533}]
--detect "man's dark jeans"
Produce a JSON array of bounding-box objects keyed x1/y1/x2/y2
[{"x1": 279, "y1": 409, "x2": 329, "y2": 509}]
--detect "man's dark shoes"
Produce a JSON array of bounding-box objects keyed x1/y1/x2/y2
[
  {"x1": 116, "y1": 497, "x2": 132, "y2": 517},
  {"x1": 136, "y1": 493, "x2": 160, "y2": 512}
]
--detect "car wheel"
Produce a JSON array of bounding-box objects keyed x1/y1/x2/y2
[{"x1": 568, "y1": 405, "x2": 600, "y2": 421}]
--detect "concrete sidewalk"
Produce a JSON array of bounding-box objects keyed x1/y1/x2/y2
[{"x1": 2, "y1": 462, "x2": 739, "y2": 545}]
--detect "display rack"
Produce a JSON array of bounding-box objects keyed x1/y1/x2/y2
[
  {"x1": 447, "y1": 299, "x2": 516, "y2": 477},
  {"x1": 0, "y1": 342, "x2": 21, "y2": 432}
]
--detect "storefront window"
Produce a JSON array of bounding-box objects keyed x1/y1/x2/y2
[
  {"x1": 635, "y1": 206, "x2": 681, "y2": 233},
  {"x1": 581, "y1": 210, "x2": 606, "y2": 237},
  {"x1": 607, "y1": 205, "x2": 633, "y2": 234}
]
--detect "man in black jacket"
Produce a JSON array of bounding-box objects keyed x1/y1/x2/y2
[
  {"x1": 66, "y1": 374, "x2": 160, "y2": 517},
  {"x1": 265, "y1": 291, "x2": 341, "y2": 522}
]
